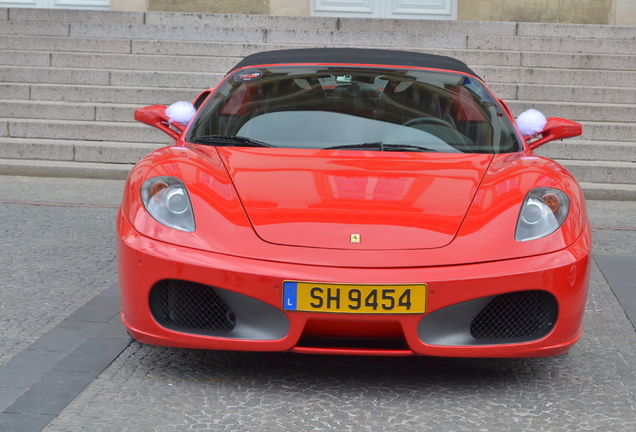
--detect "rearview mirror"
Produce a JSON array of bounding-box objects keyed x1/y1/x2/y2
[
  {"x1": 525, "y1": 117, "x2": 582, "y2": 150},
  {"x1": 134, "y1": 105, "x2": 185, "y2": 141}
]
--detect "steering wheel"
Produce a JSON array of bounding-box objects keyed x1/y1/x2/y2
[
  {"x1": 403, "y1": 117, "x2": 454, "y2": 128},
  {"x1": 401, "y1": 116, "x2": 473, "y2": 152}
]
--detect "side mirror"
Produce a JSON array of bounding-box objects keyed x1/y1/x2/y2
[
  {"x1": 134, "y1": 105, "x2": 185, "y2": 141},
  {"x1": 526, "y1": 117, "x2": 582, "y2": 150}
]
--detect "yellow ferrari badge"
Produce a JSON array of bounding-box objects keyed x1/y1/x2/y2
[{"x1": 350, "y1": 234, "x2": 361, "y2": 243}]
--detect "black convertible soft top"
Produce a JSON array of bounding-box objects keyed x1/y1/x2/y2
[{"x1": 229, "y1": 48, "x2": 479, "y2": 78}]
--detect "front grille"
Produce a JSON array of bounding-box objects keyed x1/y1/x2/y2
[
  {"x1": 149, "y1": 280, "x2": 236, "y2": 332},
  {"x1": 470, "y1": 290, "x2": 557, "y2": 340}
]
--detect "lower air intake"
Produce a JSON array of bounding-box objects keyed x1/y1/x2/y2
[
  {"x1": 470, "y1": 290, "x2": 557, "y2": 340},
  {"x1": 149, "y1": 280, "x2": 236, "y2": 332}
]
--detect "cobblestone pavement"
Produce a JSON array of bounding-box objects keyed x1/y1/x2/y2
[
  {"x1": 0, "y1": 177, "x2": 123, "y2": 369},
  {"x1": 2, "y1": 175, "x2": 636, "y2": 431}
]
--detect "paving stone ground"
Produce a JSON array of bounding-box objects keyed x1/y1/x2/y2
[
  {"x1": 0, "y1": 204, "x2": 118, "y2": 366},
  {"x1": 41, "y1": 266, "x2": 636, "y2": 432},
  {"x1": 0, "y1": 176, "x2": 123, "y2": 368},
  {"x1": 1, "y1": 175, "x2": 635, "y2": 431}
]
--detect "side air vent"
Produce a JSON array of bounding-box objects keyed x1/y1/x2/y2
[
  {"x1": 149, "y1": 280, "x2": 236, "y2": 332},
  {"x1": 470, "y1": 290, "x2": 557, "y2": 340}
]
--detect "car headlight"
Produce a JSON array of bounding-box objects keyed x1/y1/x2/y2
[
  {"x1": 141, "y1": 176, "x2": 195, "y2": 232},
  {"x1": 515, "y1": 187, "x2": 569, "y2": 242}
]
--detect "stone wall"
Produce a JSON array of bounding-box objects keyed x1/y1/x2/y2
[
  {"x1": 146, "y1": 0, "x2": 269, "y2": 14},
  {"x1": 458, "y1": 0, "x2": 635, "y2": 25},
  {"x1": 110, "y1": 0, "x2": 636, "y2": 25},
  {"x1": 270, "y1": 0, "x2": 309, "y2": 16}
]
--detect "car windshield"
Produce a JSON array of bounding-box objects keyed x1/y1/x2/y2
[{"x1": 187, "y1": 66, "x2": 522, "y2": 153}]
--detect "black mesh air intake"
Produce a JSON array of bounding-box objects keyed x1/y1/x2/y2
[
  {"x1": 470, "y1": 290, "x2": 557, "y2": 340},
  {"x1": 149, "y1": 280, "x2": 236, "y2": 332}
]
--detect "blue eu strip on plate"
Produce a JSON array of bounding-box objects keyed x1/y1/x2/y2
[{"x1": 283, "y1": 281, "x2": 297, "y2": 311}]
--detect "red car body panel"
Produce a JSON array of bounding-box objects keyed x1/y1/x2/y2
[
  {"x1": 119, "y1": 49, "x2": 590, "y2": 357},
  {"x1": 118, "y1": 209, "x2": 590, "y2": 357},
  {"x1": 122, "y1": 148, "x2": 586, "y2": 268},
  {"x1": 219, "y1": 149, "x2": 493, "y2": 250}
]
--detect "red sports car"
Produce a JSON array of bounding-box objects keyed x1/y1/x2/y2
[{"x1": 118, "y1": 48, "x2": 590, "y2": 357}]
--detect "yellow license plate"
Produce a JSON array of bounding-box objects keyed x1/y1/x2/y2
[{"x1": 283, "y1": 281, "x2": 426, "y2": 314}]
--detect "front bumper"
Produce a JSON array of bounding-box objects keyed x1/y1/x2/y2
[{"x1": 117, "y1": 211, "x2": 590, "y2": 357}]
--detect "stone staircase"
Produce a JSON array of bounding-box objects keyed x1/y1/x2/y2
[{"x1": 1, "y1": 8, "x2": 635, "y2": 199}]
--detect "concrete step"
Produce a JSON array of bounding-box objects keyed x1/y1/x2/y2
[
  {"x1": 0, "y1": 43, "x2": 522, "y2": 69},
  {"x1": 144, "y1": 12, "x2": 518, "y2": 35},
  {"x1": 63, "y1": 22, "x2": 636, "y2": 54},
  {"x1": 5, "y1": 8, "x2": 516, "y2": 36},
  {"x1": 110, "y1": 70, "x2": 225, "y2": 90},
  {"x1": 0, "y1": 35, "x2": 132, "y2": 54},
  {"x1": 134, "y1": 40, "x2": 522, "y2": 69},
  {"x1": 0, "y1": 65, "x2": 221, "y2": 89},
  {"x1": 6, "y1": 118, "x2": 169, "y2": 144},
  {"x1": 1, "y1": 83, "x2": 30, "y2": 100},
  {"x1": 477, "y1": 66, "x2": 636, "y2": 88},
  {"x1": 536, "y1": 141, "x2": 636, "y2": 163},
  {"x1": 558, "y1": 160, "x2": 636, "y2": 184},
  {"x1": 0, "y1": 66, "x2": 110, "y2": 86},
  {"x1": 0, "y1": 20, "x2": 69, "y2": 37},
  {"x1": 9, "y1": 34, "x2": 636, "y2": 69},
  {"x1": 0, "y1": 100, "x2": 142, "y2": 122},
  {"x1": 28, "y1": 84, "x2": 199, "y2": 105},
  {"x1": 5, "y1": 55, "x2": 635, "y2": 92},
  {"x1": 6, "y1": 60, "x2": 636, "y2": 97},
  {"x1": 52, "y1": 48, "x2": 522, "y2": 70},
  {"x1": 95, "y1": 104, "x2": 142, "y2": 122},
  {"x1": 337, "y1": 17, "x2": 516, "y2": 35},
  {"x1": 17, "y1": 8, "x2": 636, "y2": 47},
  {"x1": 144, "y1": 11, "x2": 338, "y2": 32},
  {"x1": 69, "y1": 23, "x2": 470, "y2": 49},
  {"x1": 7, "y1": 44, "x2": 636, "y2": 75},
  {"x1": 468, "y1": 35, "x2": 636, "y2": 56},
  {"x1": 517, "y1": 22, "x2": 636, "y2": 40},
  {"x1": 135, "y1": 40, "x2": 488, "y2": 63},
  {"x1": 133, "y1": 42, "x2": 526, "y2": 68},
  {"x1": 506, "y1": 84, "x2": 636, "y2": 104},
  {"x1": 576, "y1": 121, "x2": 636, "y2": 143},
  {"x1": 0, "y1": 48, "x2": 523, "y2": 73},
  {"x1": 0, "y1": 50, "x2": 51, "y2": 67},
  {"x1": 579, "y1": 182, "x2": 636, "y2": 201},
  {"x1": 5, "y1": 8, "x2": 144, "y2": 26},
  {"x1": 49, "y1": 52, "x2": 239, "y2": 73},
  {"x1": 6, "y1": 8, "x2": 636, "y2": 43},
  {"x1": 0, "y1": 137, "x2": 161, "y2": 164},
  {"x1": 521, "y1": 51, "x2": 636, "y2": 72},
  {"x1": 69, "y1": 23, "x2": 268, "y2": 43},
  {"x1": 132, "y1": 40, "x2": 305, "y2": 58},
  {"x1": 0, "y1": 157, "x2": 132, "y2": 180},
  {"x1": 3, "y1": 43, "x2": 634, "y2": 86},
  {"x1": 506, "y1": 100, "x2": 636, "y2": 123},
  {"x1": 0, "y1": 100, "x2": 96, "y2": 121}
]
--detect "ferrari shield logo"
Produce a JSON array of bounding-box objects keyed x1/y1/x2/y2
[{"x1": 350, "y1": 234, "x2": 361, "y2": 243}]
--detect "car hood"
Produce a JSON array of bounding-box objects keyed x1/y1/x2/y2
[{"x1": 218, "y1": 148, "x2": 494, "y2": 250}]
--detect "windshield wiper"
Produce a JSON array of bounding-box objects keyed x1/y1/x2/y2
[
  {"x1": 191, "y1": 135, "x2": 276, "y2": 148},
  {"x1": 326, "y1": 142, "x2": 437, "y2": 152}
]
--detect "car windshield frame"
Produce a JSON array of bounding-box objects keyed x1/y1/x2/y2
[{"x1": 187, "y1": 65, "x2": 522, "y2": 154}]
